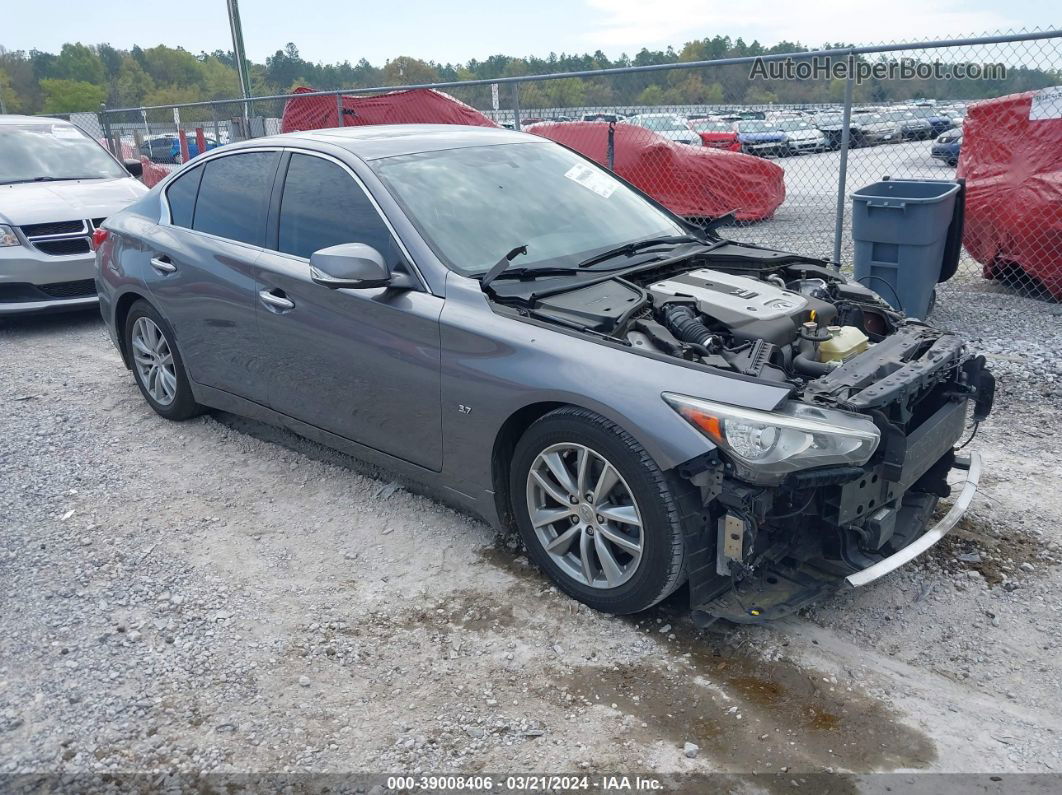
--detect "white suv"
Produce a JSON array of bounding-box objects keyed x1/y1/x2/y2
[{"x1": 0, "y1": 115, "x2": 147, "y2": 315}]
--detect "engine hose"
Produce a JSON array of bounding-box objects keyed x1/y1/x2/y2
[
  {"x1": 793, "y1": 350, "x2": 833, "y2": 376},
  {"x1": 661, "y1": 304, "x2": 719, "y2": 350}
]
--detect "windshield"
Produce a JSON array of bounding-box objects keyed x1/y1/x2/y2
[
  {"x1": 372, "y1": 141, "x2": 685, "y2": 276},
  {"x1": 630, "y1": 115, "x2": 689, "y2": 132},
  {"x1": 777, "y1": 120, "x2": 811, "y2": 131},
  {"x1": 0, "y1": 123, "x2": 127, "y2": 183},
  {"x1": 736, "y1": 121, "x2": 773, "y2": 133}
]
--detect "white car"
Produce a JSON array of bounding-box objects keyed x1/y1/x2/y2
[
  {"x1": 0, "y1": 116, "x2": 148, "y2": 315},
  {"x1": 624, "y1": 113, "x2": 702, "y2": 146},
  {"x1": 775, "y1": 119, "x2": 829, "y2": 154}
]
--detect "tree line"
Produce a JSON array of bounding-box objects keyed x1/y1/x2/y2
[{"x1": 0, "y1": 36, "x2": 1056, "y2": 116}]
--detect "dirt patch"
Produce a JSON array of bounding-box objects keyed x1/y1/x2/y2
[
  {"x1": 395, "y1": 589, "x2": 518, "y2": 633},
  {"x1": 930, "y1": 511, "x2": 1058, "y2": 586}
]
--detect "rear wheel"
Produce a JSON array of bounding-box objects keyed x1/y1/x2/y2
[
  {"x1": 125, "y1": 300, "x2": 201, "y2": 421},
  {"x1": 510, "y1": 407, "x2": 688, "y2": 614}
]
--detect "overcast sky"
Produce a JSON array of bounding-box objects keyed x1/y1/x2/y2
[{"x1": 3, "y1": 0, "x2": 1056, "y2": 64}]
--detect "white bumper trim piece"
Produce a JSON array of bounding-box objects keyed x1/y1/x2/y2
[{"x1": 845, "y1": 451, "x2": 981, "y2": 588}]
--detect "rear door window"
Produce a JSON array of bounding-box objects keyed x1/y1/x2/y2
[
  {"x1": 192, "y1": 151, "x2": 279, "y2": 245},
  {"x1": 276, "y1": 153, "x2": 400, "y2": 264},
  {"x1": 165, "y1": 166, "x2": 203, "y2": 228}
]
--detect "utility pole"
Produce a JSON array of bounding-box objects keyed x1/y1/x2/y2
[{"x1": 226, "y1": 0, "x2": 252, "y2": 130}]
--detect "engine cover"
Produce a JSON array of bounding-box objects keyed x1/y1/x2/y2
[{"x1": 650, "y1": 268, "x2": 831, "y2": 346}]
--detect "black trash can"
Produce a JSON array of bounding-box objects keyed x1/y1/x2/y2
[{"x1": 851, "y1": 179, "x2": 961, "y2": 318}]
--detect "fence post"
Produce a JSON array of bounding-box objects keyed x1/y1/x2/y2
[
  {"x1": 99, "y1": 104, "x2": 115, "y2": 156},
  {"x1": 831, "y1": 52, "x2": 856, "y2": 267},
  {"x1": 510, "y1": 83, "x2": 522, "y2": 131},
  {"x1": 336, "y1": 92, "x2": 344, "y2": 127},
  {"x1": 211, "y1": 103, "x2": 221, "y2": 144},
  {"x1": 607, "y1": 121, "x2": 615, "y2": 171}
]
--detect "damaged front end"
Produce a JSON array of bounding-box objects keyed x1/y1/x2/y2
[
  {"x1": 487, "y1": 237, "x2": 995, "y2": 623},
  {"x1": 672, "y1": 323, "x2": 995, "y2": 625}
]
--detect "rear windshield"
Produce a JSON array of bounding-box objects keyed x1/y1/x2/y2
[{"x1": 0, "y1": 123, "x2": 127, "y2": 184}]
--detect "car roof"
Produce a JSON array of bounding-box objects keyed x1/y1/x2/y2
[
  {"x1": 0, "y1": 114, "x2": 75, "y2": 127},
  {"x1": 235, "y1": 124, "x2": 538, "y2": 161}
]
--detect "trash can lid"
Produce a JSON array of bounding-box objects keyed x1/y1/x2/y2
[{"x1": 853, "y1": 179, "x2": 961, "y2": 203}]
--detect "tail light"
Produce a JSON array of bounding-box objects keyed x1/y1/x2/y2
[{"x1": 91, "y1": 228, "x2": 109, "y2": 251}]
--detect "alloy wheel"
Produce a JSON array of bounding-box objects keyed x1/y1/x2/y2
[
  {"x1": 131, "y1": 316, "x2": 177, "y2": 406},
  {"x1": 525, "y1": 443, "x2": 644, "y2": 589}
]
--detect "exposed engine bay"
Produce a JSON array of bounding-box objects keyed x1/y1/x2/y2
[
  {"x1": 529, "y1": 256, "x2": 896, "y2": 389},
  {"x1": 487, "y1": 240, "x2": 996, "y2": 625}
]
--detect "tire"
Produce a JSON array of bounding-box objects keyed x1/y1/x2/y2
[
  {"x1": 124, "y1": 300, "x2": 202, "y2": 421},
  {"x1": 509, "y1": 406, "x2": 689, "y2": 614}
]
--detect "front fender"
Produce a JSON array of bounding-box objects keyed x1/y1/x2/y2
[{"x1": 437, "y1": 274, "x2": 792, "y2": 499}]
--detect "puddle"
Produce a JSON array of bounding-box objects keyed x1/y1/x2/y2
[
  {"x1": 553, "y1": 631, "x2": 935, "y2": 776},
  {"x1": 479, "y1": 536, "x2": 935, "y2": 775}
]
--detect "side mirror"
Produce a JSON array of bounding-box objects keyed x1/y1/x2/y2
[
  {"x1": 124, "y1": 159, "x2": 144, "y2": 178},
  {"x1": 310, "y1": 243, "x2": 391, "y2": 289}
]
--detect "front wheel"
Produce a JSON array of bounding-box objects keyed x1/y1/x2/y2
[{"x1": 510, "y1": 407, "x2": 689, "y2": 614}]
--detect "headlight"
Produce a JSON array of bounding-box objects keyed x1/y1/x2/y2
[
  {"x1": 0, "y1": 225, "x2": 21, "y2": 247},
  {"x1": 663, "y1": 393, "x2": 880, "y2": 481}
]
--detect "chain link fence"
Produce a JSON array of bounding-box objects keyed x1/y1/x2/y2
[{"x1": 95, "y1": 29, "x2": 1061, "y2": 307}]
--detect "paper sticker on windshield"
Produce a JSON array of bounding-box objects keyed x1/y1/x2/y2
[
  {"x1": 564, "y1": 163, "x2": 618, "y2": 198},
  {"x1": 1030, "y1": 86, "x2": 1062, "y2": 121}
]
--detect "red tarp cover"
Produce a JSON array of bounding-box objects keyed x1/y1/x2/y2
[
  {"x1": 527, "y1": 121, "x2": 785, "y2": 221},
  {"x1": 959, "y1": 87, "x2": 1062, "y2": 298},
  {"x1": 281, "y1": 86, "x2": 499, "y2": 133}
]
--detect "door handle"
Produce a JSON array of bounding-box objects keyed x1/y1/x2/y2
[
  {"x1": 150, "y1": 256, "x2": 176, "y2": 274},
  {"x1": 259, "y1": 288, "x2": 295, "y2": 312}
]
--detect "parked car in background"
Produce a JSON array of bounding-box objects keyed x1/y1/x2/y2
[
  {"x1": 814, "y1": 112, "x2": 867, "y2": 149},
  {"x1": 688, "y1": 119, "x2": 740, "y2": 151},
  {"x1": 0, "y1": 115, "x2": 147, "y2": 314},
  {"x1": 733, "y1": 120, "x2": 788, "y2": 156},
  {"x1": 528, "y1": 121, "x2": 785, "y2": 222},
  {"x1": 775, "y1": 119, "x2": 828, "y2": 155},
  {"x1": 962, "y1": 88, "x2": 1062, "y2": 299},
  {"x1": 139, "y1": 133, "x2": 220, "y2": 164},
  {"x1": 582, "y1": 113, "x2": 625, "y2": 123},
  {"x1": 170, "y1": 135, "x2": 220, "y2": 163},
  {"x1": 140, "y1": 134, "x2": 217, "y2": 163},
  {"x1": 95, "y1": 124, "x2": 991, "y2": 623},
  {"x1": 889, "y1": 109, "x2": 936, "y2": 140},
  {"x1": 624, "y1": 113, "x2": 701, "y2": 146},
  {"x1": 139, "y1": 135, "x2": 178, "y2": 163},
  {"x1": 931, "y1": 127, "x2": 963, "y2": 166},
  {"x1": 851, "y1": 110, "x2": 932, "y2": 144},
  {"x1": 909, "y1": 107, "x2": 956, "y2": 137}
]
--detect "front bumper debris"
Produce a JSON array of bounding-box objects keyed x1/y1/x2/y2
[{"x1": 845, "y1": 451, "x2": 980, "y2": 587}]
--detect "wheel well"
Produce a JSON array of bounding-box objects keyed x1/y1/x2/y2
[
  {"x1": 113, "y1": 291, "x2": 148, "y2": 368},
  {"x1": 491, "y1": 402, "x2": 565, "y2": 531}
]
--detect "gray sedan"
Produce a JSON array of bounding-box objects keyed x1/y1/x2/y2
[{"x1": 96, "y1": 125, "x2": 991, "y2": 623}]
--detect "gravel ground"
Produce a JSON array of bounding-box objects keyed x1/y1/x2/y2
[{"x1": 1, "y1": 287, "x2": 1061, "y2": 783}]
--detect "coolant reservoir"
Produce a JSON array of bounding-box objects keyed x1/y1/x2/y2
[{"x1": 819, "y1": 326, "x2": 869, "y2": 362}]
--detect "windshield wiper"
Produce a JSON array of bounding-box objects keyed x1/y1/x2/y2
[
  {"x1": 479, "y1": 245, "x2": 529, "y2": 288},
  {"x1": 0, "y1": 175, "x2": 99, "y2": 185},
  {"x1": 574, "y1": 234, "x2": 703, "y2": 269}
]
